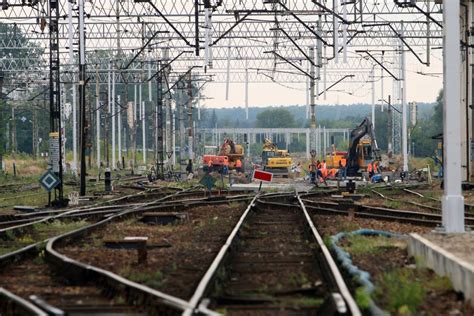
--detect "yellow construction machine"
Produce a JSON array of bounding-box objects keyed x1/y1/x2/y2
[
  {"x1": 325, "y1": 117, "x2": 380, "y2": 176},
  {"x1": 261, "y1": 138, "x2": 292, "y2": 177}
]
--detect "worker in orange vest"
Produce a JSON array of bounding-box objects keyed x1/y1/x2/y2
[
  {"x1": 373, "y1": 161, "x2": 379, "y2": 174},
  {"x1": 321, "y1": 160, "x2": 328, "y2": 179},
  {"x1": 207, "y1": 159, "x2": 212, "y2": 173},
  {"x1": 223, "y1": 159, "x2": 229, "y2": 175},
  {"x1": 367, "y1": 161, "x2": 374, "y2": 179},
  {"x1": 235, "y1": 159, "x2": 243, "y2": 174},
  {"x1": 339, "y1": 158, "x2": 347, "y2": 180},
  {"x1": 309, "y1": 162, "x2": 316, "y2": 184}
]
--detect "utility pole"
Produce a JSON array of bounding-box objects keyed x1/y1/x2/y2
[
  {"x1": 387, "y1": 95, "x2": 393, "y2": 157},
  {"x1": 400, "y1": 22, "x2": 408, "y2": 173},
  {"x1": 11, "y1": 104, "x2": 16, "y2": 155},
  {"x1": 131, "y1": 79, "x2": 137, "y2": 172},
  {"x1": 371, "y1": 66, "x2": 375, "y2": 128},
  {"x1": 380, "y1": 51, "x2": 385, "y2": 112},
  {"x1": 32, "y1": 109, "x2": 38, "y2": 159},
  {"x1": 142, "y1": 76, "x2": 147, "y2": 165},
  {"x1": 96, "y1": 64, "x2": 101, "y2": 168},
  {"x1": 48, "y1": 0, "x2": 65, "y2": 205},
  {"x1": 0, "y1": 71, "x2": 3, "y2": 171},
  {"x1": 162, "y1": 48, "x2": 172, "y2": 168},
  {"x1": 117, "y1": 95, "x2": 122, "y2": 168},
  {"x1": 111, "y1": 68, "x2": 116, "y2": 170},
  {"x1": 67, "y1": 0, "x2": 77, "y2": 175},
  {"x1": 115, "y1": 0, "x2": 121, "y2": 169},
  {"x1": 156, "y1": 61, "x2": 164, "y2": 179},
  {"x1": 105, "y1": 72, "x2": 110, "y2": 169},
  {"x1": 78, "y1": 0, "x2": 87, "y2": 196},
  {"x1": 442, "y1": 1, "x2": 464, "y2": 233},
  {"x1": 148, "y1": 59, "x2": 153, "y2": 166},
  {"x1": 178, "y1": 80, "x2": 186, "y2": 174},
  {"x1": 309, "y1": 47, "x2": 317, "y2": 154},
  {"x1": 187, "y1": 71, "x2": 194, "y2": 162}
]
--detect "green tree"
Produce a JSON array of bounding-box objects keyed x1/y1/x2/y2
[
  {"x1": 410, "y1": 90, "x2": 443, "y2": 157},
  {"x1": 0, "y1": 23, "x2": 44, "y2": 168},
  {"x1": 255, "y1": 108, "x2": 296, "y2": 128},
  {"x1": 210, "y1": 109, "x2": 217, "y2": 128}
]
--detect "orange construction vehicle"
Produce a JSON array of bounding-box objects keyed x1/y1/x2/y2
[
  {"x1": 325, "y1": 117, "x2": 380, "y2": 177},
  {"x1": 203, "y1": 139, "x2": 244, "y2": 172}
]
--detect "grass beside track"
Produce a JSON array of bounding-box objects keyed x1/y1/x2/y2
[
  {"x1": 0, "y1": 220, "x2": 89, "y2": 256},
  {"x1": 339, "y1": 234, "x2": 458, "y2": 315}
]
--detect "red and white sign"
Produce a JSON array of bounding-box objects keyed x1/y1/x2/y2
[{"x1": 253, "y1": 169, "x2": 273, "y2": 182}]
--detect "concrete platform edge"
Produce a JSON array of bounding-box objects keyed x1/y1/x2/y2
[{"x1": 408, "y1": 233, "x2": 474, "y2": 306}]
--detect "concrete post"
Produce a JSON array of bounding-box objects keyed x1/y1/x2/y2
[
  {"x1": 442, "y1": 1, "x2": 465, "y2": 233},
  {"x1": 371, "y1": 67, "x2": 375, "y2": 129},
  {"x1": 401, "y1": 22, "x2": 408, "y2": 172},
  {"x1": 306, "y1": 131, "x2": 310, "y2": 159},
  {"x1": 309, "y1": 48, "x2": 317, "y2": 153},
  {"x1": 96, "y1": 65, "x2": 100, "y2": 168},
  {"x1": 112, "y1": 69, "x2": 116, "y2": 169}
]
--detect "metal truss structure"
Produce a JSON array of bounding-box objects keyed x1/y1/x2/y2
[
  {"x1": 1, "y1": 0, "x2": 442, "y2": 85},
  {"x1": 0, "y1": 0, "x2": 445, "y2": 196}
]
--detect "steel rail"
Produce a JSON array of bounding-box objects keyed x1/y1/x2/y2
[
  {"x1": 374, "y1": 187, "x2": 474, "y2": 214},
  {"x1": 44, "y1": 189, "x2": 197, "y2": 314},
  {"x1": 296, "y1": 193, "x2": 362, "y2": 316},
  {"x1": 371, "y1": 189, "x2": 442, "y2": 213},
  {"x1": 305, "y1": 204, "x2": 443, "y2": 227},
  {"x1": 0, "y1": 185, "x2": 185, "y2": 234},
  {"x1": 0, "y1": 288, "x2": 48, "y2": 316},
  {"x1": 0, "y1": 188, "x2": 193, "y2": 264},
  {"x1": 304, "y1": 200, "x2": 474, "y2": 228},
  {"x1": 183, "y1": 195, "x2": 258, "y2": 316},
  {"x1": 186, "y1": 192, "x2": 362, "y2": 315}
]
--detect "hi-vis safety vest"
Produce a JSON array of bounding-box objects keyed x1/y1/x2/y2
[{"x1": 367, "y1": 163, "x2": 373, "y2": 172}]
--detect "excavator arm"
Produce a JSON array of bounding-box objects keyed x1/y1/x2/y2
[{"x1": 347, "y1": 117, "x2": 380, "y2": 175}]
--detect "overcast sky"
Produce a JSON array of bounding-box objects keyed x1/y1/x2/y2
[{"x1": 202, "y1": 53, "x2": 443, "y2": 108}]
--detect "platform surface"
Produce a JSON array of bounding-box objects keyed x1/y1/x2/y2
[
  {"x1": 408, "y1": 232, "x2": 474, "y2": 306},
  {"x1": 422, "y1": 232, "x2": 474, "y2": 263}
]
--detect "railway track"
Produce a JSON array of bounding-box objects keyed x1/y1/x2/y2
[
  {"x1": 0, "y1": 188, "x2": 197, "y2": 315},
  {"x1": 370, "y1": 187, "x2": 474, "y2": 217},
  {"x1": 0, "y1": 252, "x2": 147, "y2": 315},
  {"x1": 3, "y1": 185, "x2": 461, "y2": 315},
  {"x1": 301, "y1": 197, "x2": 474, "y2": 228},
  {"x1": 185, "y1": 193, "x2": 361, "y2": 315},
  {"x1": 0, "y1": 185, "x2": 257, "y2": 314},
  {"x1": 0, "y1": 185, "x2": 198, "y2": 231}
]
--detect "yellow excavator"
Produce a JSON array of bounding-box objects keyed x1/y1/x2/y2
[
  {"x1": 346, "y1": 117, "x2": 380, "y2": 176},
  {"x1": 261, "y1": 138, "x2": 292, "y2": 177},
  {"x1": 325, "y1": 117, "x2": 380, "y2": 176}
]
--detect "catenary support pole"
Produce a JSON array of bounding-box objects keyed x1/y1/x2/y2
[
  {"x1": 442, "y1": 1, "x2": 465, "y2": 233},
  {"x1": 401, "y1": 22, "x2": 408, "y2": 173},
  {"x1": 117, "y1": 95, "x2": 122, "y2": 168},
  {"x1": 106, "y1": 64, "x2": 110, "y2": 168},
  {"x1": 333, "y1": 0, "x2": 339, "y2": 63},
  {"x1": 111, "y1": 68, "x2": 116, "y2": 169},
  {"x1": 96, "y1": 65, "x2": 100, "y2": 168},
  {"x1": 381, "y1": 51, "x2": 384, "y2": 112},
  {"x1": 187, "y1": 71, "x2": 194, "y2": 161},
  {"x1": 306, "y1": 68, "x2": 309, "y2": 120},
  {"x1": 67, "y1": 0, "x2": 77, "y2": 175},
  {"x1": 245, "y1": 63, "x2": 249, "y2": 120},
  {"x1": 79, "y1": 0, "x2": 87, "y2": 196},
  {"x1": 309, "y1": 48, "x2": 317, "y2": 153},
  {"x1": 225, "y1": 46, "x2": 231, "y2": 100},
  {"x1": 142, "y1": 99, "x2": 146, "y2": 165},
  {"x1": 371, "y1": 67, "x2": 375, "y2": 128}
]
